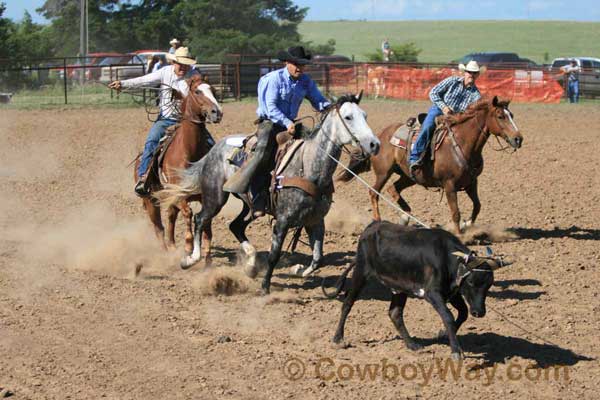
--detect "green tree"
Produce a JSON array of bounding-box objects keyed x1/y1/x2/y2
[
  {"x1": 7, "y1": 11, "x2": 54, "y2": 59},
  {"x1": 366, "y1": 42, "x2": 422, "y2": 62},
  {"x1": 20, "y1": 0, "x2": 334, "y2": 61},
  {"x1": 0, "y1": 3, "x2": 16, "y2": 59}
]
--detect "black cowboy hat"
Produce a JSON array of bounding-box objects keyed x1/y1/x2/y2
[{"x1": 277, "y1": 46, "x2": 312, "y2": 65}]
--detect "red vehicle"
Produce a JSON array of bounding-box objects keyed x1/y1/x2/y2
[{"x1": 52, "y1": 52, "x2": 124, "y2": 81}]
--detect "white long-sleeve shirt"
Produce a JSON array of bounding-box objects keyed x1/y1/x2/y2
[{"x1": 121, "y1": 65, "x2": 199, "y2": 120}]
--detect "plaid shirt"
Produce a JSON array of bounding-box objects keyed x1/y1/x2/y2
[{"x1": 429, "y1": 76, "x2": 481, "y2": 113}]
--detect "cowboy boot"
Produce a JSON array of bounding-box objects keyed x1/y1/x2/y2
[
  {"x1": 134, "y1": 173, "x2": 150, "y2": 197},
  {"x1": 223, "y1": 120, "x2": 274, "y2": 195}
]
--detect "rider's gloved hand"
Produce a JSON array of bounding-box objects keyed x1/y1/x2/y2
[
  {"x1": 442, "y1": 106, "x2": 453, "y2": 115},
  {"x1": 108, "y1": 81, "x2": 122, "y2": 90},
  {"x1": 287, "y1": 122, "x2": 296, "y2": 135}
]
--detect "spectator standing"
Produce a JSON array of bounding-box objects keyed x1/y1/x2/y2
[
  {"x1": 561, "y1": 59, "x2": 581, "y2": 103},
  {"x1": 381, "y1": 38, "x2": 392, "y2": 62},
  {"x1": 148, "y1": 55, "x2": 164, "y2": 73},
  {"x1": 169, "y1": 38, "x2": 181, "y2": 55}
]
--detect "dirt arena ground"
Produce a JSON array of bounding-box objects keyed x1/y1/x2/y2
[{"x1": 1, "y1": 99, "x2": 599, "y2": 399}]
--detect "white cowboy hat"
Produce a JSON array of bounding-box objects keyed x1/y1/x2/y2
[
  {"x1": 169, "y1": 38, "x2": 181, "y2": 45},
  {"x1": 166, "y1": 47, "x2": 196, "y2": 65},
  {"x1": 458, "y1": 60, "x2": 485, "y2": 74}
]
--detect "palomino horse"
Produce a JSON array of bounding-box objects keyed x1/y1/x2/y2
[
  {"x1": 158, "y1": 93, "x2": 381, "y2": 294},
  {"x1": 337, "y1": 96, "x2": 523, "y2": 234},
  {"x1": 135, "y1": 76, "x2": 222, "y2": 252}
]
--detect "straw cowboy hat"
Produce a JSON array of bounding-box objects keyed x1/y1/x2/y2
[
  {"x1": 166, "y1": 47, "x2": 196, "y2": 65},
  {"x1": 169, "y1": 38, "x2": 181, "y2": 45},
  {"x1": 458, "y1": 60, "x2": 486, "y2": 74},
  {"x1": 277, "y1": 46, "x2": 312, "y2": 65}
]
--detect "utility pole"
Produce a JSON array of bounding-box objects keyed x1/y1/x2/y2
[{"x1": 79, "y1": 0, "x2": 88, "y2": 85}]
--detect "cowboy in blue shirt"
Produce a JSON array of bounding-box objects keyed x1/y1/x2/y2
[
  {"x1": 223, "y1": 46, "x2": 330, "y2": 217},
  {"x1": 409, "y1": 60, "x2": 482, "y2": 177}
]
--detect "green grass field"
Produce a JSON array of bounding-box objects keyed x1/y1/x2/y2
[{"x1": 299, "y1": 20, "x2": 600, "y2": 64}]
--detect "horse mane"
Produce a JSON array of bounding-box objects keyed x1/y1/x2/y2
[
  {"x1": 445, "y1": 97, "x2": 491, "y2": 126},
  {"x1": 335, "y1": 93, "x2": 361, "y2": 106}
]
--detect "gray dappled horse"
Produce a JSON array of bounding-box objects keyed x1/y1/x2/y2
[{"x1": 159, "y1": 93, "x2": 380, "y2": 294}]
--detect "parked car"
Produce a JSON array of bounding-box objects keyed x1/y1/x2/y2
[
  {"x1": 99, "y1": 54, "x2": 146, "y2": 83},
  {"x1": 72, "y1": 52, "x2": 124, "y2": 81},
  {"x1": 550, "y1": 57, "x2": 600, "y2": 97},
  {"x1": 455, "y1": 52, "x2": 538, "y2": 68}
]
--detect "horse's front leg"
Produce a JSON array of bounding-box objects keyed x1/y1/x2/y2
[
  {"x1": 291, "y1": 220, "x2": 325, "y2": 277},
  {"x1": 229, "y1": 199, "x2": 257, "y2": 277},
  {"x1": 201, "y1": 221, "x2": 213, "y2": 267},
  {"x1": 444, "y1": 183, "x2": 461, "y2": 234},
  {"x1": 166, "y1": 205, "x2": 179, "y2": 251},
  {"x1": 462, "y1": 180, "x2": 480, "y2": 230},
  {"x1": 179, "y1": 200, "x2": 194, "y2": 254},
  {"x1": 181, "y1": 209, "x2": 212, "y2": 269},
  {"x1": 262, "y1": 218, "x2": 289, "y2": 295},
  {"x1": 143, "y1": 197, "x2": 166, "y2": 249}
]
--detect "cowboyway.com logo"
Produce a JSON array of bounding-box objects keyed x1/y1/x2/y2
[{"x1": 282, "y1": 357, "x2": 570, "y2": 386}]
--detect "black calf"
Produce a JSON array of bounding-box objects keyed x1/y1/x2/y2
[{"x1": 325, "y1": 221, "x2": 509, "y2": 359}]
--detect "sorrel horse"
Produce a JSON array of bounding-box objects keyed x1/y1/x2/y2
[
  {"x1": 337, "y1": 96, "x2": 523, "y2": 234},
  {"x1": 158, "y1": 94, "x2": 381, "y2": 294},
  {"x1": 134, "y1": 76, "x2": 222, "y2": 252}
]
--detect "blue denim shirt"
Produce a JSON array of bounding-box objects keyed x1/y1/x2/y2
[{"x1": 256, "y1": 67, "x2": 330, "y2": 128}]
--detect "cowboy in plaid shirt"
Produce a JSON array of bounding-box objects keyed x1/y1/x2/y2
[{"x1": 409, "y1": 60, "x2": 482, "y2": 176}]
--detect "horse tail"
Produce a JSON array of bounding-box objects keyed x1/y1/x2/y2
[
  {"x1": 336, "y1": 153, "x2": 371, "y2": 183},
  {"x1": 321, "y1": 260, "x2": 355, "y2": 299},
  {"x1": 153, "y1": 161, "x2": 205, "y2": 208}
]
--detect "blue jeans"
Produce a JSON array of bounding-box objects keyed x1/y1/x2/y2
[
  {"x1": 568, "y1": 80, "x2": 579, "y2": 103},
  {"x1": 409, "y1": 104, "x2": 443, "y2": 164},
  {"x1": 137, "y1": 116, "x2": 178, "y2": 178}
]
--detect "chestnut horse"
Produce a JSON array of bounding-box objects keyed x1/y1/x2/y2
[
  {"x1": 337, "y1": 96, "x2": 523, "y2": 233},
  {"x1": 134, "y1": 76, "x2": 223, "y2": 252}
]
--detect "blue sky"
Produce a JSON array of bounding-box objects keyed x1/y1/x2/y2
[{"x1": 4, "y1": 0, "x2": 600, "y2": 23}]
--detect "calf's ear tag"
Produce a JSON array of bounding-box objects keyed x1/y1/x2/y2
[{"x1": 452, "y1": 251, "x2": 470, "y2": 263}]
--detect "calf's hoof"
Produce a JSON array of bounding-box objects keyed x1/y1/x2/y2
[
  {"x1": 405, "y1": 340, "x2": 423, "y2": 351},
  {"x1": 332, "y1": 336, "x2": 349, "y2": 349}
]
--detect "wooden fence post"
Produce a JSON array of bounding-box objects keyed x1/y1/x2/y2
[{"x1": 63, "y1": 58, "x2": 68, "y2": 104}]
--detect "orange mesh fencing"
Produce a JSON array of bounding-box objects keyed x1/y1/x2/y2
[{"x1": 327, "y1": 64, "x2": 564, "y2": 104}]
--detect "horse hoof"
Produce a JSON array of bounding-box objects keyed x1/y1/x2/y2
[
  {"x1": 459, "y1": 219, "x2": 473, "y2": 231},
  {"x1": 180, "y1": 256, "x2": 199, "y2": 270},
  {"x1": 245, "y1": 264, "x2": 259, "y2": 279},
  {"x1": 290, "y1": 264, "x2": 316, "y2": 277},
  {"x1": 301, "y1": 265, "x2": 318, "y2": 277},
  {"x1": 290, "y1": 264, "x2": 303, "y2": 276}
]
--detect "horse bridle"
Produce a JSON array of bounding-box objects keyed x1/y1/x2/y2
[
  {"x1": 311, "y1": 102, "x2": 368, "y2": 160},
  {"x1": 181, "y1": 82, "x2": 211, "y2": 125}
]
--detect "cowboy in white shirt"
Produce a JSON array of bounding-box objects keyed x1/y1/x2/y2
[{"x1": 109, "y1": 47, "x2": 199, "y2": 196}]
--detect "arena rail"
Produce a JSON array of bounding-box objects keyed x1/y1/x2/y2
[{"x1": 2, "y1": 57, "x2": 592, "y2": 106}]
